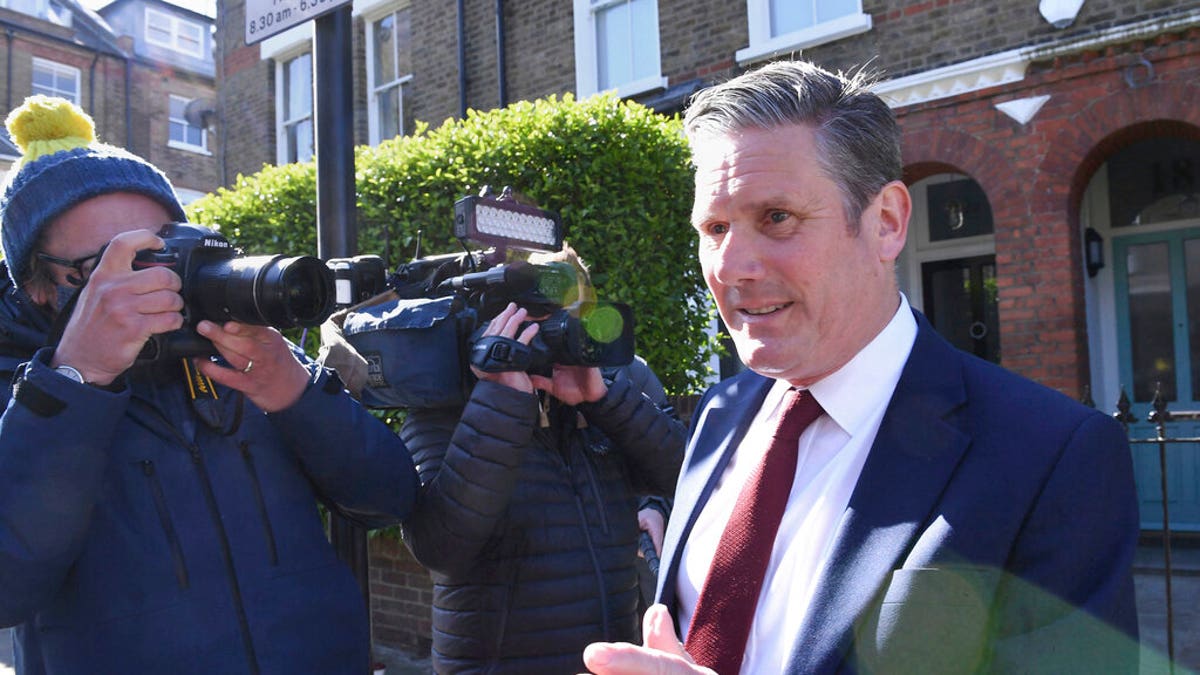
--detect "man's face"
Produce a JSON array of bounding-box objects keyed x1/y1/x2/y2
[
  {"x1": 690, "y1": 124, "x2": 908, "y2": 386},
  {"x1": 33, "y1": 192, "x2": 172, "y2": 309}
]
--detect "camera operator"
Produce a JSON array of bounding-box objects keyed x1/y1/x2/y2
[
  {"x1": 0, "y1": 95, "x2": 419, "y2": 674},
  {"x1": 398, "y1": 244, "x2": 685, "y2": 674}
]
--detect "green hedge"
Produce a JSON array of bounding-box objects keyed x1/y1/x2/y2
[{"x1": 187, "y1": 93, "x2": 715, "y2": 394}]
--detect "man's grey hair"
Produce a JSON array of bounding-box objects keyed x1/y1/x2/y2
[{"x1": 683, "y1": 60, "x2": 901, "y2": 230}]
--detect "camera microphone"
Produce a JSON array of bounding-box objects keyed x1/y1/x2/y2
[{"x1": 438, "y1": 261, "x2": 538, "y2": 292}]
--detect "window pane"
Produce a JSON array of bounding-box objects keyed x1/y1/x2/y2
[
  {"x1": 284, "y1": 54, "x2": 312, "y2": 120},
  {"x1": 32, "y1": 69, "x2": 53, "y2": 89},
  {"x1": 400, "y1": 80, "x2": 412, "y2": 136},
  {"x1": 8, "y1": 0, "x2": 45, "y2": 18},
  {"x1": 1186, "y1": 237, "x2": 1200, "y2": 399},
  {"x1": 596, "y1": 2, "x2": 632, "y2": 89},
  {"x1": 147, "y1": 12, "x2": 172, "y2": 42},
  {"x1": 394, "y1": 7, "x2": 412, "y2": 75},
  {"x1": 377, "y1": 83, "x2": 400, "y2": 141},
  {"x1": 186, "y1": 125, "x2": 204, "y2": 146},
  {"x1": 1108, "y1": 138, "x2": 1200, "y2": 228},
  {"x1": 629, "y1": 0, "x2": 656, "y2": 81},
  {"x1": 1127, "y1": 242, "x2": 1176, "y2": 401},
  {"x1": 178, "y1": 25, "x2": 202, "y2": 54},
  {"x1": 770, "y1": 0, "x2": 815, "y2": 36},
  {"x1": 32, "y1": 62, "x2": 77, "y2": 102},
  {"x1": 816, "y1": 0, "x2": 858, "y2": 24},
  {"x1": 372, "y1": 14, "x2": 395, "y2": 85},
  {"x1": 288, "y1": 118, "x2": 313, "y2": 163},
  {"x1": 926, "y1": 178, "x2": 995, "y2": 241}
]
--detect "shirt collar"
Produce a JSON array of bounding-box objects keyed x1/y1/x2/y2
[{"x1": 768, "y1": 294, "x2": 917, "y2": 437}]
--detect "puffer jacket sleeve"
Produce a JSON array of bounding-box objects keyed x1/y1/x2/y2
[
  {"x1": 267, "y1": 363, "x2": 419, "y2": 530},
  {"x1": 398, "y1": 380, "x2": 539, "y2": 576},
  {"x1": 0, "y1": 348, "x2": 129, "y2": 627},
  {"x1": 577, "y1": 356, "x2": 684, "y2": 498}
]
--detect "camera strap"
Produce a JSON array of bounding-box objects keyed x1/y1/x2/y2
[
  {"x1": 181, "y1": 358, "x2": 218, "y2": 401},
  {"x1": 181, "y1": 357, "x2": 247, "y2": 436}
]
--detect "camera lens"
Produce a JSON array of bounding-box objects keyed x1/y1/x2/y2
[{"x1": 192, "y1": 255, "x2": 335, "y2": 328}]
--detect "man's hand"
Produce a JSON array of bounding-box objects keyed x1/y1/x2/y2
[
  {"x1": 638, "y1": 507, "x2": 666, "y2": 558},
  {"x1": 52, "y1": 229, "x2": 184, "y2": 386},
  {"x1": 471, "y1": 303, "x2": 539, "y2": 394},
  {"x1": 194, "y1": 321, "x2": 311, "y2": 413},
  {"x1": 582, "y1": 604, "x2": 714, "y2": 675},
  {"x1": 529, "y1": 364, "x2": 607, "y2": 405}
]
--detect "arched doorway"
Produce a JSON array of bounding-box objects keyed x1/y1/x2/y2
[
  {"x1": 899, "y1": 172, "x2": 1000, "y2": 364},
  {"x1": 1083, "y1": 136, "x2": 1200, "y2": 530}
]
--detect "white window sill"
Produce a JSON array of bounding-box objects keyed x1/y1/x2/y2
[
  {"x1": 615, "y1": 75, "x2": 668, "y2": 99},
  {"x1": 584, "y1": 75, "x2": 668, "y2": 100},
  {"x1": 736, "y1": 12, "x2": 872, "y2": 65},
  {"x1": 168, "y1": 140, "x2": 212, "y2": 156}
]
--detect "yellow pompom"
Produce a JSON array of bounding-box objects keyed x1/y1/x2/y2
[{"x1": 5, "y1": 94, "x2": 96, "y2": 165}]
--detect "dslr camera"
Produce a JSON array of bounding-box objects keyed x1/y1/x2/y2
[
  {"x1": 337, "y1": 189, "x2": 636, "y2": 409},
  {"x1": 133, "y1": 223, "x2": 384, "y2": 361}
]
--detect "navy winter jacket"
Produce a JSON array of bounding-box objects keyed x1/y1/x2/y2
[
  {"x1": 399, "y1": 359, "x2": 685, "y2": 674},
  {"x1": 0, "y1": 271, "x2": 419, "y2": 674}
]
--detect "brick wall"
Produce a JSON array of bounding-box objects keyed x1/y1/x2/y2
[
  {"x1": 0, "y1": 11, "x2": 217, "y2": 197},
  {"x1": 369, "y1": 536, "x2": 433, "y2": 656},
  {"x1": 215, "y1": 0, "x2": 277, "y2": 182},
  {"x1": 133, "y1": 66, "x2": 220, "y2": 195},
  {"x1": 895, "y1": 27, "x2": 1200, "y2": 395}
]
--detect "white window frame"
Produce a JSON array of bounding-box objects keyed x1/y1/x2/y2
[
  {"x1": 275, "y1": 49, "x2": 314, "y2": 165},
  {"x1": 260, "y1": 25, "x2": 313, "y2": 165},
  {"x1": 174, "y1": 187, "x2": 206, "y2": 205},
  {"x1": 31, "y1": 58, "x2": 80, "y2": 103},
  {"x1": 737, "y1": 0, "x2": 872, "y2": 65},
  {"x1": 1, "y1": 0, "x2": 70, "y2": 25},
  {"x1": 895, "y1": 173, "x2": 997, "y2": 316},
  {"x1": 573, "y1": 0, "x2": 666, "y2": 99},
  {"x1": 361, "y1": 2, "x2": 413, "y2": 145},
  {"x1": 145, "y1": 7, "x2": 205, "y2": 59},
  {"x1": 168, "y1": 94, "x2": 210, "y2": 154}
]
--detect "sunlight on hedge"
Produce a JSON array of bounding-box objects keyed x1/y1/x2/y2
[{"x1": 187, "y1": 93, "x2": 715, "y2": 394}]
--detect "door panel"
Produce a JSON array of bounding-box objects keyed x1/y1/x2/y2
[
  {"x1": 1114, "y1": 228, "x2": 1200, "y2": 530},
  {"x1": 921, "y1": 255, "x2": 1000, "y2": 364}
]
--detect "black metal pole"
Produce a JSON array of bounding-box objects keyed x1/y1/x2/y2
[
  {"x1": 494, "y1": 0, "x2": 506, "y2": 107},
  {"x1": 315, "y1": 6, "x2": 358, "y2": 261},
  {"x1": 313, "y1": 0, "x2": 370, "y2": 642},
  {"x1": 457, "y1": 0, "x2": 467, "y2": 118}
]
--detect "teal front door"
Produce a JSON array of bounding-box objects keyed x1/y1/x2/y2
[{"x1": 1114, "y1": 227, "x2": 1200, "y2": 530}]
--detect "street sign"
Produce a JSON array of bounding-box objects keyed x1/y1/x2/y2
[{"x1": 244, "y1": 0, "x2": 350, "y2": 45}]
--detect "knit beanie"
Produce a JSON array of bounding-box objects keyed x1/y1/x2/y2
[{"x1": 0, "y1": 95, "x2": 186, "y2": 286}]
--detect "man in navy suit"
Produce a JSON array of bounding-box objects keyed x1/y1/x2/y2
[{"x1": 582, "y1": 60, "x2": 1139, "y2": 674}]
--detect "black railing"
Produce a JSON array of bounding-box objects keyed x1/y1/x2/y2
[{"x1": 1104, "y1": 384, "x2": 1200, "y2": 672}]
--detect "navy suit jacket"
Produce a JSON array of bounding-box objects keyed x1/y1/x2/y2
[{"x1": 658, "y1": 311, "x2": 1140, "y2": 674}]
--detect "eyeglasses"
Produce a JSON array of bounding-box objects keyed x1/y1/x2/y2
[{"x1": 35, "y1": 248, "x2": 105, "y2": 287}]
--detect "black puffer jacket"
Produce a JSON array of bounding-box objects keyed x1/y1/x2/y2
[{"x1": 400, "y1": 358, "x2": 685, "y2": 674}]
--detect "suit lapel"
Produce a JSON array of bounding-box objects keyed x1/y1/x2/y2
[
  {"x1": 787, "y1": 314, "x2": 972, "y2": 674},
  {"x1": 657, "y1": 372, "x2": 773, "y2": 611}
]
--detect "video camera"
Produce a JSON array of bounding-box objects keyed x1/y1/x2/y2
[
  {"x1": 335, "y1": 189, "x2": 636, "y2": 409},
  {"x1": 132, "y1": 223, "x2": 385, "y2": 361}
]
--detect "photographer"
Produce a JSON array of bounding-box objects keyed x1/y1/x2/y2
[
  {"x1": 0, "y1": 95, "x2": 419, "y2": 673},
  {"x1": 398, "y1": 244, "x2": 685, "y2": 674}
]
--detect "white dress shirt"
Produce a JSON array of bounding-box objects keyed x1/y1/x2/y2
[{"x1": 677, "y1": 295, "x2": 917, "y2": 674}]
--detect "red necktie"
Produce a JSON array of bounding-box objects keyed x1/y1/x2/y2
[{"x1": 684, "y1": 388, "x2": 824, "y2": 674}]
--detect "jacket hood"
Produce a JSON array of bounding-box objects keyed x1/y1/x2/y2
[{"x1": 0, "y1": 259, "x2": 51, "y2": 360}]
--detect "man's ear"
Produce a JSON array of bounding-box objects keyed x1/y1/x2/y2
[
  {"x1": 24, "y1": 276, "x2": 55, "y2": 309},
  {"x1": 872, "y1": 180, "x2": 910, "y2": 262}
]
